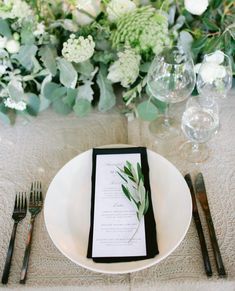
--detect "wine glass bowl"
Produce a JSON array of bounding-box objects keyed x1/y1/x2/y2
[
  {"x1": 147, "y1": 46, "x2": 196, "y2": 137},
  {"x1": 196, "y1": 51, "x2": 232, "y2": 99},
  {"x1": 180, "y1": 96, "x2": 219, "y2": 163}
]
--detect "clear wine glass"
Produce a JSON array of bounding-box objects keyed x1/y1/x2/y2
[
  {"x1": 180, "y1": 96, "x2": 219, "y2": 163},
  {"x1": 147, "y1": 46, "x2": 196, "y2": 138},
  {"x1": 197, "y1": 51, "x2": 232, "y2": 100}
]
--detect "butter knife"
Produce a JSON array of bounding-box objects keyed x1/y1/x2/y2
[
  {"x1": 195, "y1": 173, "x2": 226, "y2": 277},
  {"x1": 185, "y1": 174, "x2": 212, "y2": 277}
]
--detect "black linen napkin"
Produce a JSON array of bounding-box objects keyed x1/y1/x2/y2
[{"x1": 87, "y1": 147, "x2": 159, "y2": 263}]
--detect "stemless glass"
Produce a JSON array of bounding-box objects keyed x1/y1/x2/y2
[
  {"x1": 180, "y1": 96, "x2": 219, "y2": 163},
  {"x1": 147, "y1": 46, "x2": 196, "y2": 138},
  {"x1": 197, "y1": 51, "x2": 233, "y2": 100}
]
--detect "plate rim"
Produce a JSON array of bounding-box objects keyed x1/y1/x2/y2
[{"x1": 44, "y1": 144, "x2": 192, "y2": 274}]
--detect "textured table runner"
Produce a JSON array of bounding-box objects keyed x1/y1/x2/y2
[{"x1": 0, "y1": 92, "x2": 235, "y2": 290}]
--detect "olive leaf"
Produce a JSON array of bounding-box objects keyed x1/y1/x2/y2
[{"x1": 117, "y1": 161, "x2": 149, "y2": 241}]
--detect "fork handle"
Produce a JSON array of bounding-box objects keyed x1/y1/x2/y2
[
  {"x1": 1, "y1": 222, "x2": 18, "y2": 284},
  {"x1": 20, "y1": 217, "x2": 35, "y2": 284}
]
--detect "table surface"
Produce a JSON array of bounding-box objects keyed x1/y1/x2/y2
[{"x1": 0, "y1": 92, "x2": 235, "y2": 291}]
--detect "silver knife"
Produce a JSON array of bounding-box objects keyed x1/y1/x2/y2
[{"x1": 195, "y1": 173, "x2": 226, "y2": 277}]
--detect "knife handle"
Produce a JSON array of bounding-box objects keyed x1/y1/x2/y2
[
  {"x1": 206, "y1": 215, "x2": 226, "y2": 277},
  {"x1": 194, "y1": 214, "x2": 212, "y2": 277}
]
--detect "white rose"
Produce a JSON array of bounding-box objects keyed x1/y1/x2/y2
[
  {"x1": 0, "y1": 36, "x2": 7, "y2": 49},
  {"x1": 184, "y1": 0, "x2": 208, "y2": 15},
  {"x1": 5, "y1": 39, "x2": 20, "y2": 54},
  {"x1": 107, "y1": 0, "x2": 136, "y2": 22},
  {"x1": 75, "y1": 0, "x2": 101, "y2": 26},
  {"x1": 205, "y1": 50, "x2": 224, "y2": 64},
  {"x1": 199, "y1": 62, "x2": 226, "y2": 84}
]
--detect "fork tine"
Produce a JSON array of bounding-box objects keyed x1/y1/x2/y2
[
  {"x1": 30, "y1": 183, "x2": 33, "y2": 204},
  {"x1": 17, "y1": 194, "x2": 20, "y2": 210},
  {"x1": 24, "y1": 193, "x2": 27, "y2": 211},
  {"x1": 19, "y1": 193, "x2": 22, "y2": 210},
  {"x1": 14, "y1": 193, "x2": 17, "y2": 209}
]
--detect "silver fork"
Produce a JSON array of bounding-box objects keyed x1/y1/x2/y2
[
  {"x1": 20, "y1": 182, "x2": 43, "y2": 284},
  {"x1": 1, "y1": 193, "x2": 27, "y2": 284}
]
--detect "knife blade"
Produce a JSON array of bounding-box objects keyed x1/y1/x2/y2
[
  {"x1": 185, "y1": 174, "x2": 212, "y2": 277},
  {"x1": 195, "y1": 173, "x2": 226, "y2": 277}
]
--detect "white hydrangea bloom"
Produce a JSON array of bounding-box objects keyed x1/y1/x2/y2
[
  {"x1": 4, "y1": 98, "x2": 27, "y2": 111},
  {"x1": 33, "y1": 22, "x2": 45, "y2": 36},
  {"x1": 75, "y1": 0, "x2": 101, "y2": 25},
  {"x1": 62, "y1": 34, "x2": 95, "y2": 63},
  {"x1": 107, "y1": 0, "x2": 136, "y2": 22},
  {"x1": 107, "y1": 48, "x2": 141, "y2": 88},
  {"x1": 184, "y1": 0, "x2": 208, "y2": 15},
  {"x1": 0, "y1": 0, "x2": 33, "y2": 19}
]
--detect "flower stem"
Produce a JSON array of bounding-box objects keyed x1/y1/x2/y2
[{"x1": 128, "y1": 219, "x2": 141, "y2": 243}]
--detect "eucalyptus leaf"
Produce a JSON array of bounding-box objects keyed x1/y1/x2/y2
[
  {"x1": 73, "y1": 99, "x2": 91, "y2": 117},
  {"x1": 75, "y1": 60, "x2": 94, "y2": 78},
  {"x1": 57, "y1": 58, "x2": 77, "y2": 89},
  {"x1": 25, "y1": 93, "x2": 40, "y2": 116},
  {"x1": 0, "y1": 19, "x2": 12, "y2": 38},
  {"x1": 137, "y1": 100, "x2": 158, "y2": 121},
  {"x1": 77, "y1": 80, "x2": 94, "y2": 102},
  {"x1": 43, "y1": 82, "x2": 67, "y2": 101},
  {"x1": 63, "y1": 88, "x2": 77, "y2": 107},
  {"x1": 52, "y1": 98, "x2": 72, "y2": 115},
  {"x1": 178, "y1": 31, "x2": 193, "y2": 52},
  {"x1": 21, "y1": 22, "x2": 35, "y2": 45},
  {"x1": 39, "y1": 46, "x2": 57, "y2": 76},
  {"x1": 97, "y1": 65, "x2": 116, "y2": 112},
  {"x1": 14, "y1": 45, "x2": 38, "y2": 70},
  {"x1": 39, "y1": 94, "x2": 51, "y2": 112}
]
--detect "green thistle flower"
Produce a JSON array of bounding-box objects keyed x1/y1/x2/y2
[{"x1": 111, "y1": 6, "x2": 170, "y2": 55}]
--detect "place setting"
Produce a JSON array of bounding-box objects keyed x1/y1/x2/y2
[{"x1": 0, "y1": 0, "x2": 234, "y2": 289}]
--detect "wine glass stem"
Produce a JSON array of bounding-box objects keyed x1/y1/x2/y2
[{"x1": 163, "y1": 103, "x2": 170, "y2": 127}]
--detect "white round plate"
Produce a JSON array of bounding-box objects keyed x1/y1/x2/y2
[{"x1": 44, "y1": 145, "x2": 192, "y2": 274}]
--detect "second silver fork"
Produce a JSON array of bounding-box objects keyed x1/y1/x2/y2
[{"x1": 20, "y1": 182, "x2": 43, "y2": 284}]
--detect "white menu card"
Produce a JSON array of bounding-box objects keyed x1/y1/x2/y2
[{"x1": 91, "y1": 153, "x2": 147, "y2": 258}]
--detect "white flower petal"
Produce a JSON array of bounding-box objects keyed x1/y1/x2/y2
[
  {"x1": 205, "y1": 50, "x2": 224, "y2": 64},
  {"x1": 107, "y1": 0, "x2": 136, "y2": 22},
  {"x1": 184, "y1": 0, "x2": 208, "y2": 15}
]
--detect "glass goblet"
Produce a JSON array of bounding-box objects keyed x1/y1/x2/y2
[
  {"x1": 196, "y1": 51, "x2": 233, "y2": 100},
  {"x1": 180, "y1": 96, "x2": 219, "y2": 163},
  {"x1": 147, "y1": 46, "x2": 196, "y2": 138}
]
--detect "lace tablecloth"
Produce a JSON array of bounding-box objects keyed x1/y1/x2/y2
[{"x1": 0, "y1": 92, "x2": 235, "y2": 291}]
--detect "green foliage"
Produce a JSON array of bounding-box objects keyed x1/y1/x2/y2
[
  {"x1": 0, "y1": 0, "x2": 234, "y2": 124},
  {"x1": 0, "y1": 18, "x2": 11, "y2": 37},
  {"x1": 14, "y1": 45, "x2": 38, "y2": 70},
  {"x1": 57, "y1": 58, "x2": 77, "y2": 88},
  {"x1": 39, "y1": 46, "x2": 57, "y2": 76},
  {"x1": 117, "y1": 161, "x2": 149, "y2": 224},
  {"x1": 137, "y1": 100, "x2": 158, "y2": 121},
  {"x1": 97, "y1": 65, "x2": 116, "y2": 112},
  {"x1": 73, "y1": 99, "x2": 91, "y2": 117}
]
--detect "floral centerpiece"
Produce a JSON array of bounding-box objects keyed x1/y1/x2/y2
[{"x1": 0, "y1": 0, "x2": 234, "y2": 124}]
